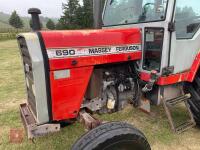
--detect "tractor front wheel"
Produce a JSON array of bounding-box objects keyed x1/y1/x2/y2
[{"x1": 71, "y1": 122, "x2": 151, "y2": 150}]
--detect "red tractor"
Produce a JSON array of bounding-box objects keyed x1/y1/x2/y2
[{"x1": 17, "y1": 0, "x2": 200, "y2": 149}]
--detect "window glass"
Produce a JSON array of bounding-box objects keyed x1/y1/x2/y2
[
  {"x1": 103, "y1": 0, "x2": 168, "y2": 26},
  {"x1": 175, "y1": 0, "x2": 200, "y2": 39}
]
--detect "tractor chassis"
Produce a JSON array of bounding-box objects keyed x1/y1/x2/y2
[
  {"x1": 20, "y1": 103, "x2": 60, "y2": 139},
  {"x1": 20, "y1": 103, "x2": 102, "y2": 139},
  {"x1": 79, "y1": 111, "x2": 102, "y2": 130}
]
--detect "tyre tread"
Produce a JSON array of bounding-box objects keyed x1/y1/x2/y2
[
  {"x1": 71, "y1": 122, "x2": 150, "y2": 150},
  {"x1": 185, "y1": 71, "x2": 200, "y2": 125}
]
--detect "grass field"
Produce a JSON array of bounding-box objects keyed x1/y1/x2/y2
[
  {"x1": 0, "y1": 22, "x2": 13, "y2": 29},
  {"x1": 0, "y1": 40, "x2": 200, "y2": 150}
]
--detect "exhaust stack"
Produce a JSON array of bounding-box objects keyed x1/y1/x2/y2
[{"x1": 28, "y1": 8, "x2": 41, "y2": 31}]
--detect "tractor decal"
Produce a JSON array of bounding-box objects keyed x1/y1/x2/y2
[{"x1": 47, "y1": 44, "x2": 141, "y2": 58}]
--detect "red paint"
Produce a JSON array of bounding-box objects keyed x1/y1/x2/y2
[
  {"x1": 41, "y1": 28, "x2": 142, "y2": 70},
  {"x1": 187, "y1": 52, "x2": 200, "y2": 82},
  {"x1": 40, "y1": 28, "x2": 142, "y2": 121},
  {"x1": 49, "y1": 52, "x2": 141, "y2": 70},
  {"x1": 41, "y1": 28, "x2": 141, "y2": 48},
  {"x1": 50, "y1": 66, "x2": 93, "y2": 121},
  {"x1": 140, "y1": 71, "x2": 189, "y2": 85},
  {"x1": 140, "y1": 51, "x2": 200, "y2": 85}
]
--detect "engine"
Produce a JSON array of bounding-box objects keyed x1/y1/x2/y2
[{"x1": 82, "y1": 64, "x2": 139, "y2": 114}]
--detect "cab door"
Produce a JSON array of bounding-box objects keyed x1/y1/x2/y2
[
  {"x1": 170, "y1": 0, "x2": 200, "y2": 74},
  {"x1": 103, "y1": 0, "x2": 176, "y2": 75}
]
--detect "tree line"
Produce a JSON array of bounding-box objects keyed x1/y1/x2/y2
[
  {"x1": 9, "y1": 0, "x2": 94, "y2": 30},
  {"x1": 56, "y1": 0, "x2": 93, "y2": 29}
]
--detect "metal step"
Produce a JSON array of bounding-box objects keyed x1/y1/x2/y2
[
  {"x1": 162, "y1": 94, "x2": 196, "y2": 133},
  {"x1": 175, "y1": 121, "x2": 195, "y2": 133},
  {"x1": 166, "y1": 94, "x2": 191, "y2": 106}
]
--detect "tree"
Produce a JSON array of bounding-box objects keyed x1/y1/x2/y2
[
  {"x1": 56, "y1": 0, "x2": 106, "y2": 30},
  {"x1": 58, "y1": 0, "x2": 81, "y2": 29},
  {"x1": 46, "y1": 19, "x2": 55, "y2": 30},
  {"x1": 9, "y1": 11, "x2": 24, "y2": 29},
  {"x1": 81, "y1": 0, "x2": 93, "y2": 28}
]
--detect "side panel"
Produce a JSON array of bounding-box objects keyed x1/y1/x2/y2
[
  {"x1": 43, "y1": 29, "x2": 142, "y2": 70},
  {"x1": 41, "y1": 28, "x2": 142, "y2": 121},
  {"x1": 50, "y1": 67, "x2": 93, "y2": 120},
  {"x1": 170, "y1": 30, "x2": 200, "y2": 74},
  {"x1": 170, "y1": 0, "x2": 200, "y2": 73}
]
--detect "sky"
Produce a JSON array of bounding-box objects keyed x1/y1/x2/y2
[
  {"x1": 1, "y1": 0, "x2": 199, "y2": 18},
  {"x1": 0, "y1": 0, "x2": 68, "y2": 18}
]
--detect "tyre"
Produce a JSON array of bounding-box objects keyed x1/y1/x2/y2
[
  {"x1": 71, "y1": 122, "x2": 151, "y2": 150},
  {"x1": 185, "y1": 70, "x2": 200, "y2": 125}
]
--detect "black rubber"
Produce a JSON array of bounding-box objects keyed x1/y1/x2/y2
[
  {"x1": 71, "y1": 122, "x2": 151, "y2": 150},
  {"x1": 185, "y1": 70, "x2": 200, "y2": 125}
]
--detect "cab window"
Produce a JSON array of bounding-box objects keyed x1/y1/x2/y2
[
  {"x1": 103, "y1": 0, "x2": 168, "y2": 26},
  {"x1": 175, "y1": 0, "x2": 200, "y2": 39}
]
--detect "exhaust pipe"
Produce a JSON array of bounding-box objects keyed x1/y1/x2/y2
[{"x1": 28, "y1": 8, "x2": 41, "y2": 31}]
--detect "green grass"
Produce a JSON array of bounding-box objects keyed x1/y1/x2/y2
[
  {"x1": 0, "y1": 40, "x2": 25, "y2": 104},
  {"x1": 0, "y1": 22, "x2": 13, "y2": 29},
  {"x1": 0, "y1": 40, "x2": 200, "y2": 150},
  {"x1": 0, "y1": 33, "x2": 16, "y2": 41}
]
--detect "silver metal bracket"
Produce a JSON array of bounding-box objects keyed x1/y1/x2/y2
[
  {"x1": 79, "y1": 111, "x2": 102, "y2": 130},
  {"x1": 20, "y1": 103, "x2": 60, "y2": 139}
]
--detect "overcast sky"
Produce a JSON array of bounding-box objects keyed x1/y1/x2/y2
[{"x1": 0, "y1": 0, "x2": 69, "y2": 18}]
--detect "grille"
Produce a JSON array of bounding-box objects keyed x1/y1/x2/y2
[{"x1": 18, "y1": 37, "x2": 37, "y2": 117}]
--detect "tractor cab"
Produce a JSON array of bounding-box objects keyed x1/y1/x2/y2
[
  {"x1": 99, "y1": 0, "x2": 200, "y2": 132},
  {"x1": 101, "y1": 0, "x2": 200, "y2": 76}
]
